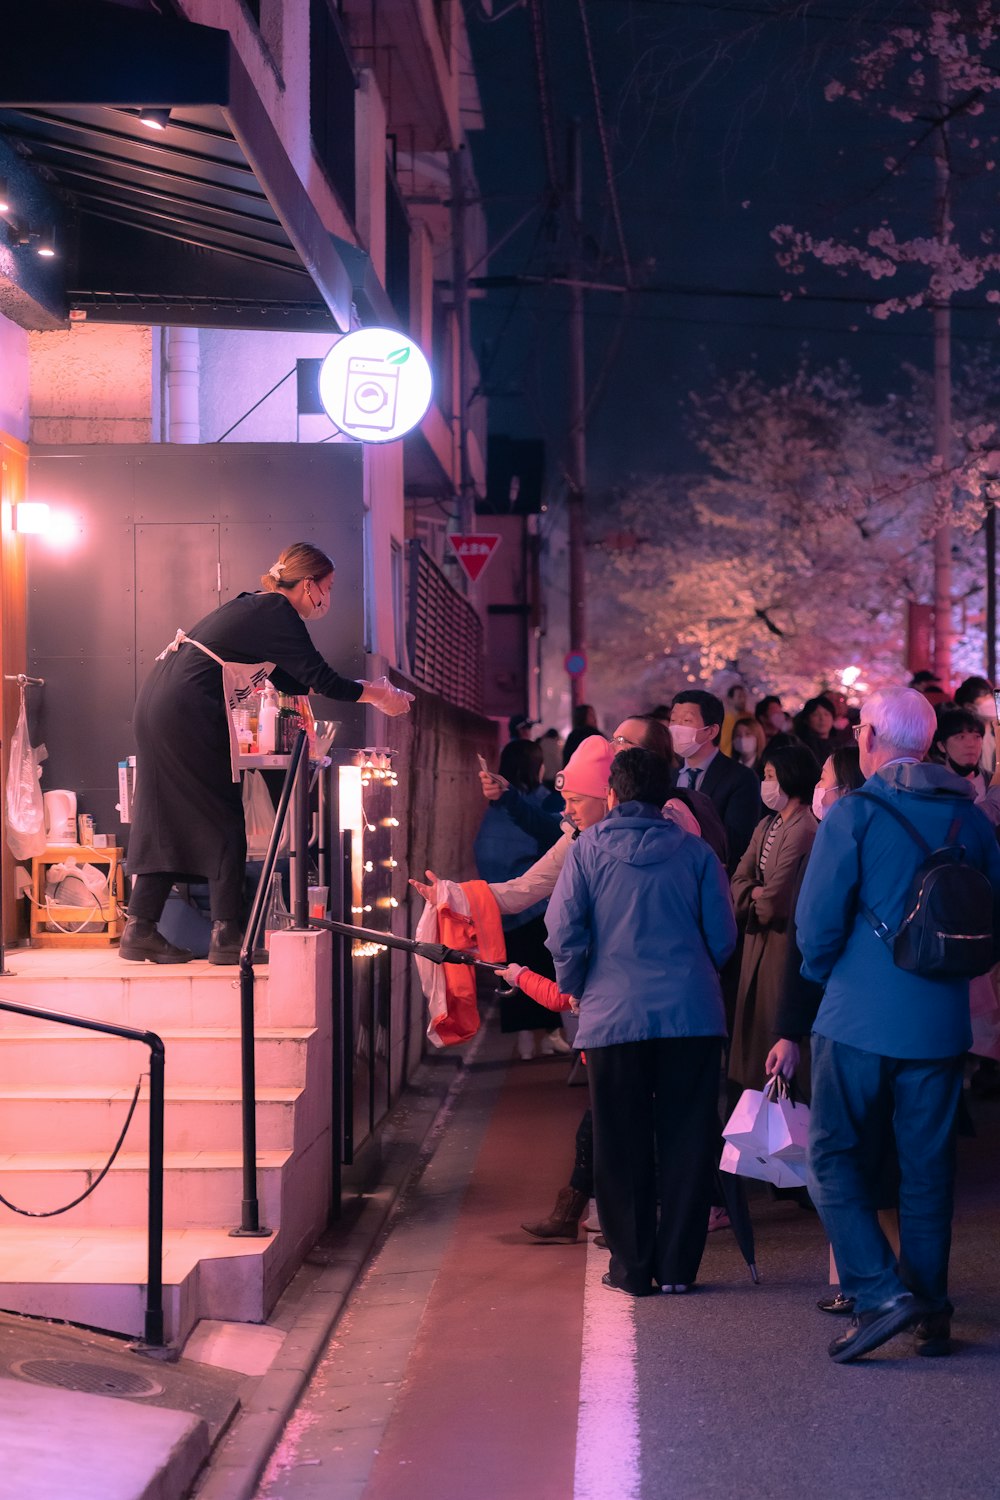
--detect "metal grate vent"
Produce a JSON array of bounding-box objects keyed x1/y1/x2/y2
[{"x1": 12, "y1": 1358, "x2": 164, "y2": 1399}]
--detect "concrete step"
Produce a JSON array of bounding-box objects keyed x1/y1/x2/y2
[
  {"x1": 0, "y1": 1224, "x2": 278, "y2": 1342},
  {"x1": 0, "y1": 1148, "x2": 289, "y2": 1229},
  {"x1": 0, "y1": 1083, "x2": 301, "y2": 1153},
  {"x1": 0, "y1": 1025, "x2": 316, "y2": 1088}
]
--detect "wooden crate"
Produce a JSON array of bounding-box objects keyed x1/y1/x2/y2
[{"x1": 30, "y1": 846, "x2": 125, "y2": 948}]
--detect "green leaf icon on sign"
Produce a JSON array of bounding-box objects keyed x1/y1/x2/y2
[{"x1": 387, "y1": 346, "x2": 411, "y2": 365}]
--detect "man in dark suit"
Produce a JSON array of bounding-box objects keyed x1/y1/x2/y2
[{"x1": 669, "y1": 689, "x2": 761, "y2": 872}]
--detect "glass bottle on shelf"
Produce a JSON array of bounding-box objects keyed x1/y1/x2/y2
[{"x1": 263, "y1": 870, "x2": 292, "y2": 949}]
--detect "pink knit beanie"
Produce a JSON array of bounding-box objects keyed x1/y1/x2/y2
[{"x1": 556, "y1": 736, "x2": 614, "y2": 800}]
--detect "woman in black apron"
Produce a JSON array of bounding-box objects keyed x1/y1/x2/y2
[{"x1": 122, "y1": 542, "x2": 412, "y2": 965}]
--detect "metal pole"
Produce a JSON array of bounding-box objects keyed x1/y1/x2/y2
[
  {"x1": 292, "y1": 746, "x2": 309, "y2": 929},
  {"x1": 987, "y1": 502, "x2": 997, "y2": 685},
  {"x1": 144, "y1": 1038, "x2": 166, "y2": 1346},
  {"x1": 450, "y1": 148, "x2": 476, "y2": 536},
  {"x1": 340, "y1": 830, "x2": 355, "y2": 1168},
  {"x1": 566, "y1": 119, "x2": 587, "y2": 709},
  {"x1": 233, "y1": 732, "x2": 306, "y2": 1239}
]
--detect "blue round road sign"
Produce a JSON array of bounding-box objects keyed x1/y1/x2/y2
[{"x1": 565, "y1": 651, "x2": 587, "y2": 677}]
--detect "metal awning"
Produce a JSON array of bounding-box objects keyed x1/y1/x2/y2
[{"x1": 0, "y1": 0, "x2": 356, "y2": 332}]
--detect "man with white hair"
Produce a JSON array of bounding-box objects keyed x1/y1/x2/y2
[{"x1": 788, "y1": 686, "x2": 1000, "y2": 1363}]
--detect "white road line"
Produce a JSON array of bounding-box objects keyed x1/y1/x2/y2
[{"x1": 574, "y1": 1234, "x2": 641, "y2": 1500}]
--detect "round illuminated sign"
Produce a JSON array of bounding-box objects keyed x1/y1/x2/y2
[{"x1": 318, "y1": 328, "x2": 433, "y2": 444}]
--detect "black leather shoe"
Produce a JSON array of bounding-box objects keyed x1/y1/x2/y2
[
  {"x1": 208, "y1": 919, "x2": 243, "y2": 966},
  {"x1": 817, "y1": 1292, "x2": 856, "y2": 1315},
  {"x1": 120, "y1": 917, "x2": 194, "y2": 965},
  {"x1": 601, "y1": 1272, "x2": 654, "y2": 1298},
  {"x1": 914, "y1": 1313, "x2": 952, "y2": 1357},
  {"x1": 828, "y1": 1292, "x2": 931, "y2": 1363}
]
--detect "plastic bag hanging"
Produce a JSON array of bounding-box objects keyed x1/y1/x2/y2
[{"x1": 6, "y1": 685, "x2": 47, "y2": 860}]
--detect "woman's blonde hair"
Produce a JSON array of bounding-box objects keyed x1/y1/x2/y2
[{"x1": 261, "y1": 542, "x2": 335, "y2": 593}]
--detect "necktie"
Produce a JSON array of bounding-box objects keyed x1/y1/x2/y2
[{"x1": 681, "y1": 766, "x2": 700, "y2": 789}]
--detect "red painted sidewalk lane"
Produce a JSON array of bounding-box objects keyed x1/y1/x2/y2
[{"x1": 362, "y1": 1057, "x2": 590, "y2": 1500}]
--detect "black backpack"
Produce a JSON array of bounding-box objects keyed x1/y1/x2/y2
[{"x1": 855, "y1": 791, "x2": 996, "y2": 980}]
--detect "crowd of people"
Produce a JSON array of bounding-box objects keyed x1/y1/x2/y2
[{"x1": 414, "y1": 670, "x2": 1000, "y2": 1364}]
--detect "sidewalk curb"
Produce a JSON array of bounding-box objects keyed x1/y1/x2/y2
[{"x1": 193, "y1": 1031, "x2": 490, "y2": 1500}]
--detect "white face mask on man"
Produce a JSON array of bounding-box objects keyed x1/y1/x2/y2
[
  {"x1": 761, "y1": 778, "x2": 789, "y2": 813},
  {"x1": 670, "y1": 724, "x2": 709, "y2": 759}
]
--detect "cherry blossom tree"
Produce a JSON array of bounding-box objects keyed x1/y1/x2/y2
[
  {"x1": 586, "y1": 361, "x2": 992, "y2": 712},
  {"x1": 771, "y1": 2, "x2": 1000, "y2": 686}
]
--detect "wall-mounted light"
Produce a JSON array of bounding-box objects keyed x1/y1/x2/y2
[
  {"x1": 35, "y1": 226, "x2": 56, "y2": 259},
  {"x1": 139, "y1": 107, "x2": 171, "y2": 131},
  {"x1": 0, "y1": 179, "x2": 9, "y2": 215},
  {"x1": 13, "y1": 503, "x2": 51, "y2": 534}
]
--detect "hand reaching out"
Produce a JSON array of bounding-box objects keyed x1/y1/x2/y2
[
  {"x1": 409, "y1": 868, "x2": 442, "y2": 904},
  {"x1": 480, "y1": 769, "x2": 510, "y2": 802}
]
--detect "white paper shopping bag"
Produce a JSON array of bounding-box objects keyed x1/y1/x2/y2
[{"x1": 721, "y1": 1086, "x2": 771, "y2": 1153}]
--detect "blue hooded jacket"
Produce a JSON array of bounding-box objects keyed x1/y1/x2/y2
[
  {"x1": 796, "y1": 761, "x2": 1000, "y2": 1059},
  {"x1": 545, "y1": 801, "x2": 737, "y2": 1049}
]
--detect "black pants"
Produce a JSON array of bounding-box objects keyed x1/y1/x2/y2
[
  {"x1": 569, "y1": 1107, "x2": 594, "y2": 1197},
  {"x1": 128, "y1": 870, "x2": 242, "y2": 924},
  {"x1": 588, "y1": 1036, "x2": 723, "y2": 1294}
]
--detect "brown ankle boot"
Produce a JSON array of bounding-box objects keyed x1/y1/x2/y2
[{"x1": 521, "y1": 1187, "x2": 588, "y2": 1242}]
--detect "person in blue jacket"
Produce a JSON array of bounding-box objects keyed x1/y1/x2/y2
[
  {"x1": 545, "y1": 747, "x2": 737, "y2": 1297},
  {"x1": 788, "y1": 686, "x2": 1000, "y2": 1364}
]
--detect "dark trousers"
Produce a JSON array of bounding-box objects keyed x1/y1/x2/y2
[
  {"x1": 808, "y1": 1033, "x2": 963, "y2": 1314},
  {"x1": 129, "y1": 870, "x2": 242, "y2": 924},
  {"x1": 569, "y1": 1107, "x2": 594, "y2": 1197},
  {"x1": 587, "y1": 1036, "x2": 723, "y2": 1293}
]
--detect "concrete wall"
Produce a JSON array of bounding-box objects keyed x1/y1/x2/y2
[
  {"x1": 28, "y1": 324, "x2": 153, "y2": 445},
  {"x1": 0, "y1": 315, "x2": 29, "y2": 443}
]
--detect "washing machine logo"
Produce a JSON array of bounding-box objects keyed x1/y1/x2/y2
[
  {"x1": 344, "y1": 353, "x2": 403, "y2": 431},
  {"x1": 318, "y1": 331, "x2": 433, "y2": 444}
]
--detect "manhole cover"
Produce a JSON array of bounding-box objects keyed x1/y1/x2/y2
[{"x1": 11, "y1": 1358, "x2": 164, "y2": 1399}]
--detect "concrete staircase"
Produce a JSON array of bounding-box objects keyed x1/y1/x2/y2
[{"x1": 0, "y1": 930, "x2": 334, "y2": 1345}]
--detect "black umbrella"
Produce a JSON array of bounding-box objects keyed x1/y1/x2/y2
[{"x1": 714, "y1": 1164, "x2": 760, "y2": 1284}]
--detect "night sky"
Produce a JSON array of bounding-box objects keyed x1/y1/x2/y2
[{"x1": 466, "y1": 0, "x2": 1000, "y2": 495}]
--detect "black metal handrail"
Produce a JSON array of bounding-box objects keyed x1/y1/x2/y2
[
  {"x1": 0, "y1": 996, "x2": 165, "y2": 1347},
  {"x1": 234, "y1": 729, "x2": 497, "y2": 1237},
  {"x1": 233, "y1": 728, "x2": 309, "y2": 1238}
]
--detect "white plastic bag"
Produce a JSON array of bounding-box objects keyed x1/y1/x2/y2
[
  {"x1": 242, "y1": 769, "x2": 290, "y2": 860},
  {"x1": 6, "y1": 694, "x2": 47, "y2": 860},
  {"x1": 44, "y1": 858, "x2": 109, "y2": 933}
]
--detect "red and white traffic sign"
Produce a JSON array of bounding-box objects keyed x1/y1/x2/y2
[{"x1": 448, "y1": 533, "x2": 501, "y2": 584}]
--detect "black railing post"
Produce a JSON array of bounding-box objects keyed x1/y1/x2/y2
[
  {"x1": 0, "y1": 998, "x2": 166, "y2": 1349},
  {"x1": 292, "y1": 747, "x2": 309, "y2": 929},
  {"x1": 233, "y1": 730, "x2": 307, "y2": 1238},
  {"x1": 144, "y1": 1036, "x2": 165, "y2": 1347}
]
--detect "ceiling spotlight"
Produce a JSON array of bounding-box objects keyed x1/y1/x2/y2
[
  {"x1": 0, "y1": 179, "x2": 9, "y2": 214},
  {"x1": 35, "y1": 227, "x2": 56, "y2": 258},
  {"x1": 138, "y1": 107, "x2": 171, "y2": 131}
]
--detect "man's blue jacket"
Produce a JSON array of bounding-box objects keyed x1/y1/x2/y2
[{"x1": 796, "y1": 761, "x2": 1000, "y2": 1059}]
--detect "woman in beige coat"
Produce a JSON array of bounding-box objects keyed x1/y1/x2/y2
[{"x1": 729, "y1": 743, "x2": 821, "y2": 1097}]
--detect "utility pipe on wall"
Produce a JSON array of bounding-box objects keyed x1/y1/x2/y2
[{"x1": 165, "y1": 327, "x2": 200, "y2": 444}]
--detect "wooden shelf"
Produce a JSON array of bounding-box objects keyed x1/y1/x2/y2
[{"x1": 30, "y1": 846, "x2": 125, "y2": 948}]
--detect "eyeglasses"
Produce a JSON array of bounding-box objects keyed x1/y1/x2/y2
[
  {"x1": 611, "y1": 734, "x2": 642, "y2": 749},
  {"x1": 852, "y1": 722, "x2": 873, "y2": 742}
]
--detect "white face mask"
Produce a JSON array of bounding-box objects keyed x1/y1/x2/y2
[
  {"x1": 733, "y1": 736, "x2": 757, "y2": 759},
  {"x1": 670, "y1": 724, "x2": 708, "y2": 759},
  {"x1": 812, "y1": 784, "x2": 830, "y2": 822},
  {"x1": 974, "y1": 698, "x2": 996, "y2": 723},
  {"x1": 761, "y1": 779, "x2": 789, "y2": 812}
]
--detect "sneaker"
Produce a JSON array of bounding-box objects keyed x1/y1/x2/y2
[
  {"x1": 828, "y1": 1292, "x2": 931, "y2": 1364},
  {"x1": 707, "y1": 1206, "x2": 731, "y2": 1233},
  {"x1": 914, "y1": 1312, "x2": 952, "y2": 1358},
  {"x1": 539, "y1": 1030, "x2": 573, "y2": 1055}
]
